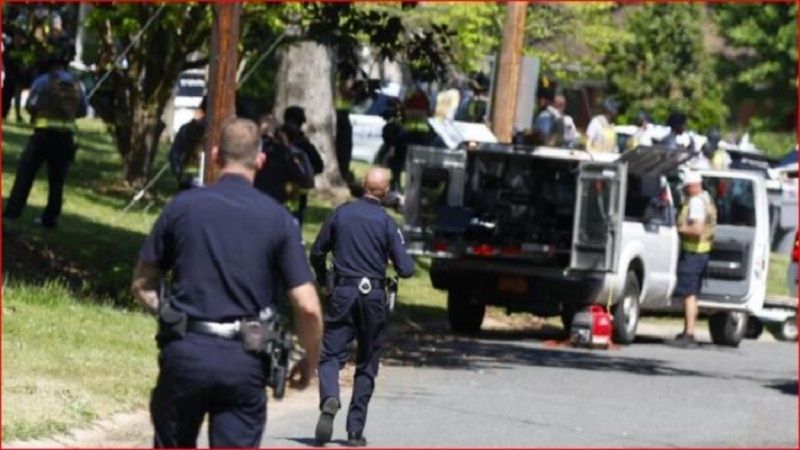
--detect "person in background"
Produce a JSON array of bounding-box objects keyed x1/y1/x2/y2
[
  {"x1": 4, "y1": 51, "x2": 87, "y2": 228},
  {"x1": 281, "y1": 106, "x2": 323, "y2": 226},
  {"x1": 629, "y1": 110, "x2": 656, "y2": 150},
  {"x1": 673, "y1": 171, "x2": 717, "y2": 348},
  {"x1": 532, "y1": 92, "x2": 565, "y2": 147},
  {"x1": 586, "y1": 98, "x2": 619, "y2": 153},
  {"x1": 169, "y1": 97, "x2": 207, "y2": 190},
  {"x1": 661, "y1": 111, "x2": 694, "y2": 151},
  {"x1": 335, "y1": 62, "x2": 357, "y2": 185}
]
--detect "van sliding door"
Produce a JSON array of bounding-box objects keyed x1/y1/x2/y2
[{"x1": 571, "y1": 162, "x2": 627, "y2": 271}]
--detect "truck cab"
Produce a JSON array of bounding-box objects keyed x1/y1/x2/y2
[{"x1": 403, "y1": 143, "x2": 770, "y2": 347}]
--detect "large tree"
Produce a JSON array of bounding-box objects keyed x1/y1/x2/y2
[
  {"x1": 604, "y1": 3, "x2": 727, "y2": 131},
  {"x1": 270, "y1": 3, "x2": 453, "y2": 189},
  {"x1": 85, "y1": 3, "x2": 211, "y2": 185},
  {"x1": 713, "y1": 3, "x2": 797, "y2": 130}
]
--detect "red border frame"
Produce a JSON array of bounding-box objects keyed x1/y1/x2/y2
[{"x1": 0, "y1": 1, "x2": 797, "y2": 449}]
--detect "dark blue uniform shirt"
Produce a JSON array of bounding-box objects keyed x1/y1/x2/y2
[
  {"x1": 310, "y1": 197, "x2": 415, "y2": 281},
  {"x1": 139, "y1": 174, "x2": 313, "y2": 321}
]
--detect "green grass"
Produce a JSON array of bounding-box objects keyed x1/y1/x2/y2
[
  {"x1": 767, "y1": 252, "x2": 791, "y2": 298},
  {"x1": 2, "y1": 281, "x2": 157, "y2": 441}
]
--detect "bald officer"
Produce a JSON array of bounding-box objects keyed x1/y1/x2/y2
[
  {"x1": 310, "y1": 168, "x2": 415, "y2": 447},
  {"x1": 131, "y1": 118, "x2": 323, "y2": 448}
]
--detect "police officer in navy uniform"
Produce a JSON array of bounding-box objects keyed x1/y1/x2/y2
[
  {"x1": 310, "y1": 167, "x2": 415, "y2": 447},
  {"x1": 4, "y1": 51, "x2": 87, "y2": 228},
  {"x1": 131, "y1": 118, "x2": 323, "y2": 448}
]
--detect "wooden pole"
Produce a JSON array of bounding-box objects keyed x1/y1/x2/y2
[
  {"x1": 491, "y1": 2, "x2": 527, "y2": 143},
  {"x1": 204, "y1": 3, "x2": 242, "y2": 185}
]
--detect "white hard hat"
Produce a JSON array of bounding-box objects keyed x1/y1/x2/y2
[{"x1": 683, "y1": 171, "x2": 703, "y2": 186}]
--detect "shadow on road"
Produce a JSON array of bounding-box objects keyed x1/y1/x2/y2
[
  {"x1": 765, "y1": 380, "x2": 799, "y2": 396},
  {"x1": 384, "y1": 328, "x2": 716, "y2": 379}
]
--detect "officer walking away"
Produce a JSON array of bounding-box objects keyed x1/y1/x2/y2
[
  {"x1": 169, "y1": 97, "x2": 207, "y2": 190},
  {"x1": 130, "y1": 118, "x2": 323, "y2": 448},
  {"x1": 310, "y1": 167, "x2": 415, "y2": 447},
  {"x1": 4, "y1": 51, "x2": 87, "y2": 228},
  {"x1": 585, "y1": 98, "x2": 619, "y2": 153},
  {"x1": 673, "y1": 171, "x2": 717, "y2": 348}
]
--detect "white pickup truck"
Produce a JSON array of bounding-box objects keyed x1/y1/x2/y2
[{"x1": 403, "y1": 143, "x2": 771, "y2": 347}]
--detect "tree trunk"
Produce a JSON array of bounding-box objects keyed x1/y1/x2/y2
[{"x1": 273, "y1": 41, "x2": 343, "y2": 190}]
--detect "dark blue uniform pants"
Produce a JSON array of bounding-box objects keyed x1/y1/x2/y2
[
  {"x1": 150, "y1": 333, "x2": 267, "y2": 448},
  {"x1": 5, "y1": 128, "x2": 75, "y2": 226},
  {"x1": 319, "y1": 286, "x2": 387, "y2": 435}
]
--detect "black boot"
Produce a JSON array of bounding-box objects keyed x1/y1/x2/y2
[
  {"x1": 315, "y1": 397, "x2": 340, "y2": 446},
  {"x1": 346, "y1": 432, "x2": 367, "y2": 447}
]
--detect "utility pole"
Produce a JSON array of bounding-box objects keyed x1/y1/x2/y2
[
  {"x1": 491, "y1": 2, "x2": 527, "y2": 143},
  {"x1": 204, "y1": 3, "x2": 242, "y2": 185}
]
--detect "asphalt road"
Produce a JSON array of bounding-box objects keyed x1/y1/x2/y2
[{"x1": 261, "y1": 322, "x2": 798, "y2": 448}]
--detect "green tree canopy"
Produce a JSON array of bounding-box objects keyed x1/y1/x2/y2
[
  {"x1": 713, "y1": 3, "x2": 797, "y2": 130},
  {"x1": 604, "y1": 4, "x2": 727, "y2": 131}
]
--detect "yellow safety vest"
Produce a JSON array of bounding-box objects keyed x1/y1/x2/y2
[
  {"x1": 33, "y1": 117, "x2": 77, "y2": 131},
  {"x1": 710, "y1": 150, "x2": 728, "y2": 170},
  {"x1": 402, "y1": 117, "x2": 429, "y2": 133},
  {"x1": 335, "y1": 96, "x2": 352, "y2": 110},
  {"x1": 678, "y1": 193, "x2": 717, "y2": 253}
]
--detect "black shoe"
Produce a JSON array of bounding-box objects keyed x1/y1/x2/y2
[
  {"x1": 672, "y1": 332, "x2": 697, "y2": 348},
  {"x1": 315, "y1": 397, "x2": 339, "y2": 446},
  {"x1": 346, "y1": 432, "x2": 367, "y2": 447}
]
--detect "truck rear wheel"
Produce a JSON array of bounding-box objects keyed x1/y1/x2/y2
[
  {"x1": 447, "y1": 290, "x2": 485, "y2": 335},
  {"x1": 709, "y1": 311, "x2": 747, "y2": 347},
  {"x1": 767, "y1": 317, "x2": 798, "y2": 341},
  {"x1": 744, "y1": 316, "x2": 764, "y2": 339},
  {"x1": 611, "y1": 271, "x2": 641, "y2": 345}
]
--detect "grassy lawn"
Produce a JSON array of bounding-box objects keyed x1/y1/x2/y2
[
  {"x1": 1, "y1": 118, "x2": 790, "y2": 441},
  {"x1": 2, "y1": 282, "x2": 156, "y2": 441}
]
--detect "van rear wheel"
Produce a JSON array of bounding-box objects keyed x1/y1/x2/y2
[
  {"x1": 709, "y1": 311, "x2": 747, "y2": 347},
  {"x1": 611, "y1": 271, "x2": 641, "y2": 345},
  {"x1": 447, "y1": 290, "x2": 485, "y2": 335}
]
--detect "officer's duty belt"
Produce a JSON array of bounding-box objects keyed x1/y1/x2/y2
[
  {"x1": 187, "y1": 320, "x2": 241, "y2": 339},
  {"x1": 335, "y1": 277, "x2": 385, "y2": 289}
]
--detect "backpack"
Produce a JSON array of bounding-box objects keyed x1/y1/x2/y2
[
  {"x1": 35, "y1": 73, "x2": 81, "y2": 121},
  {"x1": 287, "y1": 144, "x2": 316, "y2": 189}
]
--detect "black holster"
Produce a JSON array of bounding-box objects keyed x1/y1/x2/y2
[
  {"x1": 156, "y1": 298, "x2": 187, "y2": 349},
  {"x1": 240, "y1": 316, "x2": 293, "y2": 399}
]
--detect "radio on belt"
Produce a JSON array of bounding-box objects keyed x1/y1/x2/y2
[{"x1": 570, "y1": 305, "x2": 613, "y2": 348}]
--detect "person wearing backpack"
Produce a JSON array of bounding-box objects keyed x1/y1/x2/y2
[
  {"x1": 254, "y1": 113, "x2": 315, "y2": 205},
  {"x1": 280, "y1": 106, "x2": 323, "y2": 226},
  {"x1": 4, "y1": 51, "x2": 87, "y2": 228}
]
